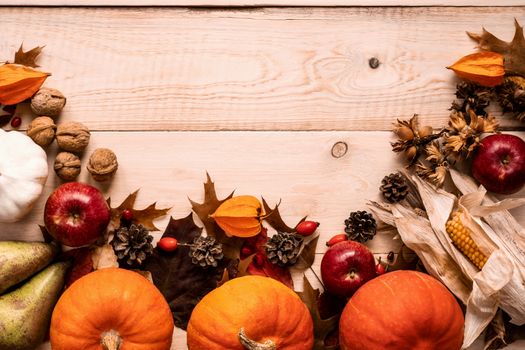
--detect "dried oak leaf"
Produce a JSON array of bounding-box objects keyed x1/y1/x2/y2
[
  {"x1": 107, "y1": 190, "x2": 170, "y2": 232},
  {"x1": 293, "y1": 235, "x2": 319, "y2": 271},
  {"x1": 297, "y1": 277, "x2": 339, "y2": 350},
  {"x1": 13, "y1": 44, "x2": 44, "y2": 68},
  {"x1": 468, "y1": 19, "x2": 525, "y2": 77},
  {"x1": 189, "y1": 173, "x2": 240, "y2": 260},
  {"x1": 143, "y1": 213, "x2": 225, "y2": 330},
  {"x1": 262, "y1": 198, "x2": 295, "y2": 233}
]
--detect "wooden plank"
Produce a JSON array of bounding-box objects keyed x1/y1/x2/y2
[
  {"x1": 1, "y1": 0, "x2": 524, "y2": 6},
  {"x1": 2, "y1": 130, "x2": 524, "y2": 250},
  {"x1": 1, "y1": 7, "x2": 524, "y2": 131}
]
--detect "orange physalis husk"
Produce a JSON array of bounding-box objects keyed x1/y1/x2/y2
[
  {"x1": 210, "y1": 195, "x2": 264, "y2": 238},
  {"x1": 0, "y1": 64, "x2": 49, "y2": 105},
  {"x1": 447, "y1": 52, "x2": 505, "y2": 87}
]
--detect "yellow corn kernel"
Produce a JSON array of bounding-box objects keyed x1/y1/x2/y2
[{"x1": 446, "y1": 211, "x2": 488, "y2": 270}]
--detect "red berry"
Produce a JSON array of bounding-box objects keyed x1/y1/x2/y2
[
  {"x1": 10, "y1": 116, "x2": 21, "y2": 128},
  {"x1": 376, "y1": 258, "x2": 386, "y2": 275},
  {"x1": 121, "y1": 209, "x2": 133, "y2": 221},
  {"x1": 296, "y1": 220, "x2": 320, "y2": 237},
  {"x1": 253, "y1": 253, "x2": 265, "y2": 268},
  {"x1": 158, "y1": 237, "x2": 178, "y2": 252},
  {"x1": 326, "y1": 233, "x2": 348, "y2": 247},
  {"x1": 240, "y1": 245, "x2": 255, "y2": 258}
]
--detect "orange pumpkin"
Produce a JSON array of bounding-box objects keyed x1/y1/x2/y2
[
  {"x1": 340, "y1": 270, "x2": 464, "y2": 350},
  {"x1": 187, "y1": 275, "x2": 314, "y2": 350},
  {"x1": 50, "y1": 268, "x2": 174, "y2": 350}
]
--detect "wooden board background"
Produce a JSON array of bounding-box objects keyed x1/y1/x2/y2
[{"x1": 0, "y1": 5, "x2": 524, "y2": 350}]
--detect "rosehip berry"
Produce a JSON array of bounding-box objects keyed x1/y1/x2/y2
[
  {"x1": 376, "y1": 261, "x2": 386, "y2": 275},
  {"x1": 240, "y1": 245, "x2": 255, "y2": 258},
  {"x1": 121, "y1": 209, "x2": 133, "y2": 221},
  {"x1": 10, "y1": 116, "x2": 21, "y2": 128},
  {"x1": 158, "y1": 237, "x2": 178, "y2": 252},
  {"x1": 326, "y1": 233, "x2": 348, "y2": 247},
  {"x1": 295, "y1": 220, "x2": 320, "y2": 236},
  {"x1": 253, "y1": 253, "x2": 265, "y2": 268}
]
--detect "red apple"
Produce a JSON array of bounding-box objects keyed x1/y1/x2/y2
[
  {"x1": 321, "y1": 240, "x2": 377, "y2": 298},
  {"x1": 44, "y1": 182, "x2": 110, "y2": 247},
  {"x1": 472, "y1": 134, "x2": 525, "y2": 194}
]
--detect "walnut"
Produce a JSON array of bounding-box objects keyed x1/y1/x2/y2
[
  {"x1": 31, "y1": 87, "x2": 66, "y2": 117},
  {"x1": 87, "y1": 148, "x2": 118, "y2": 182},
  {"x1": 54, "y1": 152, "x2": 81, "y2": 181},
  {"x1": 27, "y1": 116, "x2": 56, "y2": 147},
  {"x1": 56, "y1": 121, "x2": 90, "y2": 153}
]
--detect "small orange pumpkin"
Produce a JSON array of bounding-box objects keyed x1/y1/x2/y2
[
  {"x1": 50, "y1": 268, "x2": 174, "y2": 350},
  {"x1": 210, "y1": 195, "x2": 263, "y2": 237},
  {"x1": 187, "y1": 275, "x2": 314, "y2": 350},
  {"x1": 340, "y1": 270, "x2": 464, "y2": 350}
]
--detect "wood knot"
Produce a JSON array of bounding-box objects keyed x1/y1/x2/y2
[
  {"x1": 331, "y1": 141, "x2": 348, "y2": 158},
  {"x1": 369, "y1": 57, "x2": 380, "y2": 69}
]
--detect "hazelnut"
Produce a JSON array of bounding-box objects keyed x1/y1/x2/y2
[
  {"x1": 31, "y1": 87, "x2": 66, "y2": 117},
  {"x1": 54, "y1": 152, "x2": 81, "y2": 181},
  {"x1": 56, "y1": 121, "x2": 90, "y2": 153},
  {"x1": 87, "y1": 148, "x2": 118, "y2": 182},
  {"x1": 27, "y1": 116, "x2": 56, "y2": 147}
]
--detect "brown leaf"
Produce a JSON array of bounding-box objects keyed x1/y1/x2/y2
[
  {"x1": 389, "y1": 244, "x2": 419, "y2": 271},
  {"x1": 143, "y1": 213, "x2": 225, "y2": 330},
  {"x1": 107, "y1": 190, "x2": 170, "y2": 231},
  {"x1": 468, "y1": 19, "x2": 525, "y2": 77},
  {"x1": 293, "y1": 235, "x2": 320, "y2": 271},
  {"x1": 189, "y1": 173, "x2": 240, "y2": 260},
  {"x1": 60, "y1": 247, "x2": 93, "y2": 288},
  {"x1": 14, "y1": 44, "x2": 44, "y2": 68},
  {"x1": 297, "y1": 277, "x2": 339, "y2": 350},
  {"x1": 246, "y1": 253, "x2": 293, "y2": 289},
  {"x1": 262, "y1": 198, "x2": 295, "y2": 233}
]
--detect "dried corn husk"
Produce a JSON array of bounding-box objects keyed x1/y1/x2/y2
[{"x1": 370, "y1": 170, "x2": 525, "y2": 349}]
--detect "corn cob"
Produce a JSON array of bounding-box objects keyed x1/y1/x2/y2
[{"x1": 445, "y1": 211, "x2": 488, "y2": 270}]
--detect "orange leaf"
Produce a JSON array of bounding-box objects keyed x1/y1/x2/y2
[
  {"x1": 0, "y1": 64, "x2": 49, "y2": 105},
  {"x1": 447, "y1": 52, "x2": 504, "y2": 87}
]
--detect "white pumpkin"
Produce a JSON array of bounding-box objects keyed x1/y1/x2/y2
[{"x1": 0, "y1": 129, "x2": 48, "y2": 223}]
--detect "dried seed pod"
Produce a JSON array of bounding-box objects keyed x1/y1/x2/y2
[
  {"x1": 56, "y1": 121, "x2": 90, "y2": 153},
  {"x1": 31, "y1": 87, "x2": 66, "y2": 117},
  {"x1": 54, "y1": 152, "x2": 81, "y2": 181},
  {"x1": 87, "y1": 148, "x2": 118, "y2": 182},
  {"x1": 27, "y1": 116, "x2": 56, "y2": 147}
]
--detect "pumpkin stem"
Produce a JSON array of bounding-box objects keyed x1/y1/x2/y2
[
  {"x1": 101, "y1": 329, "x2": 123, "y2": 350},
  {"x1": 238, "y1": 328, "x2": 276, "y2": 350}
]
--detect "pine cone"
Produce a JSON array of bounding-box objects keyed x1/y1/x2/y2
[
  {"x1": 344, "y1": 211, "x2": 377, "y2": 243},
  {"x1": 265, "y1": 232, "x2": 303, "y2": 267},
  {"x1": 495, "y1": 77, "x2": 525, "y2": 122},
  {"x1": 189, "y1": 236, "x2": 224, "y2": 268},
  {"x1": 111, "y1": 223, "x2": 154, "y2": 266},
  {"x1": 380, "y1": 172, "x2": 409, "y2": 203}
]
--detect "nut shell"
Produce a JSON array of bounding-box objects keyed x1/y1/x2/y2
[
  {"x1": 56, "y1": 121, "x2": 90, "y2": 153},
  {"x1": 54, "y1": 152, "x2": 81, "y2": 181},
  {"x1": 87, "y1": 148, "x2": 118, "y2": 182},
  {"x1": 31, "y1": 87, "x2": 66, "y2": 117},
  {"x1": 27, "y1": 116, "x2": 56, "y2": 147}
]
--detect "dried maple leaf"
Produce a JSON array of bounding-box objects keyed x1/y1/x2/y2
[
  {"x1": 468, "y1": 19, "x2": 525, "y2": 77},
  {"x1": 246, "y1": 253, "x2": 293, "y2": 289},
  {"x1": 262, "y1": 198, "x2": 295, "y2": 233},
  {"x1": 107, "y1": 190, "x2": 170, "y2": 231},
  {"x1": 143, "y1": 213, "x2": 225, "y2": 330},
  {"x1": 14, "y1": 44, "x2": 44, "y2": 68},
  {"x1": 189, "y1": 173, "x2": 240, "y2": 260},
  {"x1": 297, "y1": 277, "x2": 339, "y2": 350},
  {"x1": 60, "y1": 247, "x2": 93, "y2": 288}
]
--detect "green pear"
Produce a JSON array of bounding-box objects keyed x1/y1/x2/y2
[
  {"x1": 0, "y1": 241, "x2": 59, "y2": 294},
  {"x1": 0, "y1": 261, "x2": 68, "y2": 350}
]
